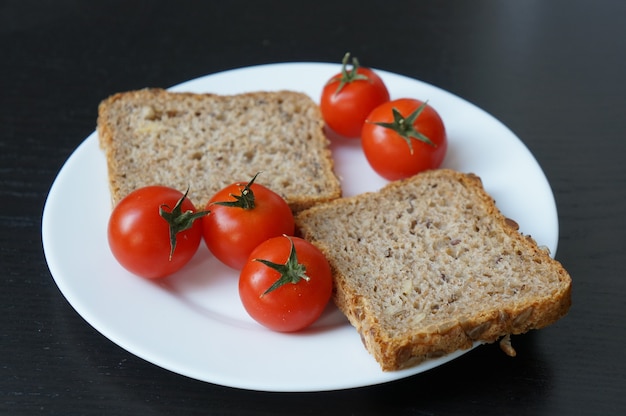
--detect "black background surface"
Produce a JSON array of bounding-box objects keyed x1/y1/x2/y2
[{"x1": 2, "y1": 1, "x2": 625, "y2": 414}]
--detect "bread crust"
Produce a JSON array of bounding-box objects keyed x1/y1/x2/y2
[
  {"x1": 296, "y1": 169, "x2": 572, "y2": 371},
  {"x1": 97, "y1": 88, "x2": 341, "y2": 211}
]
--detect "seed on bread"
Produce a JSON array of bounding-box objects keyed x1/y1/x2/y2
[{"x1": 499, "y1": 334, "x2": 517, "y2": 357}]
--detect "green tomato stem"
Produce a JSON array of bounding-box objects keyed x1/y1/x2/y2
[
  {"x1": 159, "y1": 187, "x2": 210, "y2": 261},
  {"x1": 212, "y1": 172, "x2": 262, "y2": 210},
  {"x1": 328, "y1": 52, "x2": 370, "y2": 95},
  {"x1": 369, "y1": 101, "x2": 436, "y2": 154},
  {"x1": 255, "y1": 236, "x2": 310, "y2": 297}
]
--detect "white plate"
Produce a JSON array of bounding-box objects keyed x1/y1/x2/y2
[{"x1": 42, "y1": 63, "x2": 558, "y2": 392}]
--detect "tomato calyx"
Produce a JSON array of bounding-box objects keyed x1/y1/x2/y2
[
  {"x1": 213, "y1": 172, "x2": 261, "y2": 210},
  {"x1": 328, "y1": 52, "x2": 371, "y2": 95},
  {"x1": 159, "y1": 188, "x2": 210, "y2": 260},
  {"x1": 370, "y1": 101, "x2": 436, "y2": 154},
  {"x1": 254, "y1": 236, "x2": 310, "y2": 296}
]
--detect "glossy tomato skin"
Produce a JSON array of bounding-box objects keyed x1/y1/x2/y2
[
  {"x1": 320, "y1": 67, "x2": 390, "y2": 138},
  {"x1": 239, "y1": 236, "x2": 333, "y2": 332},
  {"x1": 202, "y1": 182, "x2": 295, "y2": 270},
  {"x1": 108, "y1": 186, "x2": 203, "y2": 279},
  {"x1": 362, "y1": 98, "x2": 447, "y2": 181}
]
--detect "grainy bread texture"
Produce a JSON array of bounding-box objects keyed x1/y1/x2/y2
[
  {"x1": 97, "y1": 88, "x2": 342, "y2": 211},
  {"x1": 295, "y1": 169, "x2": 572, "y2": 371}
]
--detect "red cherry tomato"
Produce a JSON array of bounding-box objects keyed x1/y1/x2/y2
[
  {"x1": 361, "y1": 98, "x2": 447, "y2": 180},
  {"x1": 202, "y1": 173, "x2": 295, "y2": 270},
  {"x1": 320, "y1": 53, "x2": 390, "y2": 138},
  {"x1": 108, "y1": 186, "x2": 207, "y2": 279},
  {"x1": 239, "y1": 235, "x2": 333, "y2": 332}
]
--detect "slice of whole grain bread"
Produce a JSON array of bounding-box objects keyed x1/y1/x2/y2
[
  {"x1": 97, "y1": 88, "x2": 341, "y2": 211},
  {"x1": 295, "y1": 169, "x2": 571, "y2": 371}
]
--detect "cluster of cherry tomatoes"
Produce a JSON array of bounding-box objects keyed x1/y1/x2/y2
[
  {"x1": 107, "y1": 173, "x2": 332, "y2": 333},
  {"x1": 106, "y1": 54, "x2": 449, "y2": 333},
  {"x1": 320, "y1": 53, "x2": 448, "y2": 181}
]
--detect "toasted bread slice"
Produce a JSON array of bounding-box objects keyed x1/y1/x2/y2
[
  {"x1": 295, "y1": 169, "x2": 571, "y2": 371},
  {"x1": 97, "y1": 88, "x2": 341, "y2": 211}
]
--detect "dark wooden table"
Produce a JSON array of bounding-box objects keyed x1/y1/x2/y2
[{"x1": 2, "y1": 1, "x2": 625, "y2": 414}]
